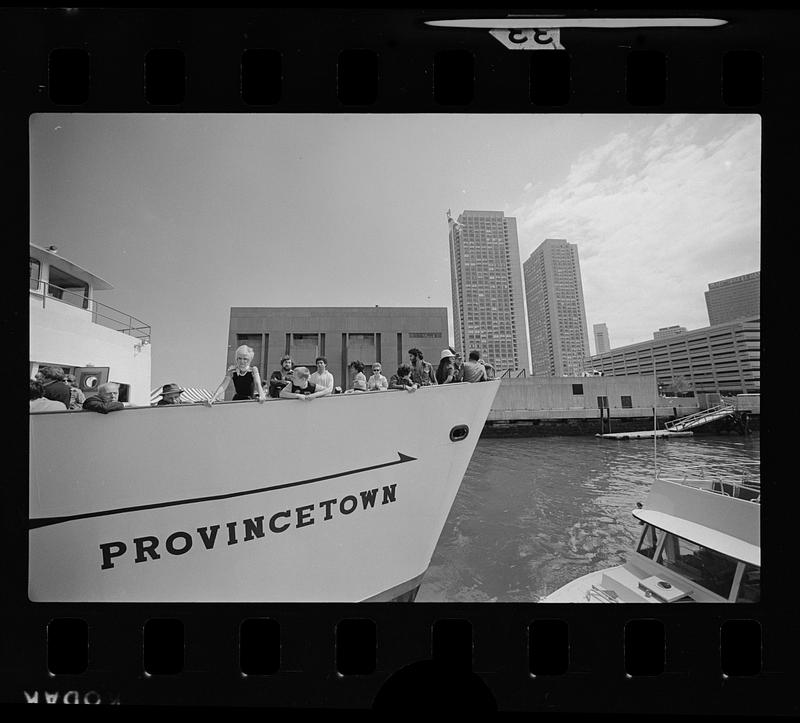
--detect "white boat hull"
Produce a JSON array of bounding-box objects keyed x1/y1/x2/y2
[{"x1": 29, "y1": 382, "x2": 499, "y2": 602}]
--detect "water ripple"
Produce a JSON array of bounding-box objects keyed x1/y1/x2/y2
[{"x1": 416, "y1": 434, "x2": 760, "y2": 603}]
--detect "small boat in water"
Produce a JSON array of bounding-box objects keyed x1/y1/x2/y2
[{"x1": 540, "y1": 462, "x2": 760, "y2": 603}]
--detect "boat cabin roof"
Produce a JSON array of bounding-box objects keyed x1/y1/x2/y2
[
  {"x1": 633, "y1": 509, "x2": 760, "y2": 568},
  {"x1": 30, "y1": 242, "x2": 113, "y2": 291}
]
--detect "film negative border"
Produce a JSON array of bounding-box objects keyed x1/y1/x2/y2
[
  {"x1": 3, "y1": 6, "x2": 792, "y2": 713},
  {"x1": 3, "y1": 8, "x2": 780, "y2": 112}
]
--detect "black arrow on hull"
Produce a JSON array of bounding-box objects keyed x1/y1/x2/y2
[{"x1": 29, "y1": 452, "x2": 417, "y2": 530}]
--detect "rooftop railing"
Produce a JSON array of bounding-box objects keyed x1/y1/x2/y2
[
  {"x1": 30, "y1": 278, "x2": 151, "y2": 343},
  {"x1": 656, "y1": 461, "x2": 760, "y2": 502}
]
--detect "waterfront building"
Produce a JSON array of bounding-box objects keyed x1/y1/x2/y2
[
  {"x1": 704, "y1": 271, "x2": 760, "y2": 326},
  {"x1": 447, "y1": 210, "x2": 530, "y2": 373},
  {"x1": 653, "y1": 325, "x2": 688, "y2": 340},
  {"x1": 593, "y1": 323, "x2": 611, "y2": 354},
  {"x1": 524, "y1": 238, "x2": 590, "y2": 377},
  {"x1": 585, "y1": 316, "x2": 760, "y2": 395},
  {"x1": 488, "y1": 374, "x2": 700, "y2": 424},
  {"x1": 227, "y1": 306, "x2": 448, "y2": 394}
]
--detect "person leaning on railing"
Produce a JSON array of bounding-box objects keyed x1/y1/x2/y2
[
  {"x1": 268, "y1": 354, "x2": 294, "y2": 398},
  {"x1": 64, "y1": 373, "x2": 86, "y2": 409},
  {"x1": 82, "y1": 383, "x2": 125, "y2": 414},
  {"x1": 348, "y1": 360, "x2": 367, "y2": 392},
  {"x1": 435, "y1": 349, "x2": 457, "y2": 384},
  {"x1": 30, "y1": 379, "x2": 67, "y2": 412},
  {"x1": 207, "y1": 344, "x2": 266, "y2": 405},
  {"x1": 388, "y1": 364, "x2": 418, "y2": 393},
  {"x1": 153, "y1": 383, "x2": 191, "y2": 406},
  {"x1": 367, "y1": 363, "x2": 388, "y2": 391},
  {"x1": 460, "y1": 351, "x2": 487, "y2": 383},
  {"x1": 39, "y1": 366, "x2": 72, "y2": 407},
  {"x1": 279, "y1": 366, "x2": 331, "y2": 401},
  {"x1": 408, "y1": 348, "x2": 436, "y2": 386}
]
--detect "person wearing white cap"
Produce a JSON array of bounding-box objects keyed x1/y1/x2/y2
[{"x1": 435, "y1": 348, "x2": 457, "y2": 385}]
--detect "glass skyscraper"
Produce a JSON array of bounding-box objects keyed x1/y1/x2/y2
[{"x1": 704, "y1": 271, "x2": 760, "y2": 326}]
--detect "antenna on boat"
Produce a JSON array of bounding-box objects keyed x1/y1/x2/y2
[{"x1": 653, "y1": 356, "x2": 658, "y2": 478}]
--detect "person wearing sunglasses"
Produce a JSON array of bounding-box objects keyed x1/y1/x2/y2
[{"x1": 367, "y1": 362, "x2": 388, "y2": 391}]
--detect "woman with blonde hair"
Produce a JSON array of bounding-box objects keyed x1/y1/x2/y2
[{"x1": 208, "y1": 345, "x2": 266, "y2": 404}]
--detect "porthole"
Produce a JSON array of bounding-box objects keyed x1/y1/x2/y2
[{"x1": 449, "y1": 425, "x2": 469, "y2": 442}]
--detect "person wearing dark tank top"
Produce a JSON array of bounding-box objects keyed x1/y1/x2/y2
[{"x1": 207, "y1": 344, "x2": 266, "y2": 404}]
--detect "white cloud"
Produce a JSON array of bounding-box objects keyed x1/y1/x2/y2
[{"x1": 514, "y1": 115, "x2": 760, "y2": 347}]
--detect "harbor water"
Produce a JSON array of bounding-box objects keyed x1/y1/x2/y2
[{"x1": 417, "y1": 433, "x2": 760, "y2": 602}]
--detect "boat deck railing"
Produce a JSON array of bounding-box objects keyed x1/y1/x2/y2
[
  {"x1": 656, "y1": 461, "x2": 760, "y2": 502},
  {"x1": 30, "y1": 279, "x2": 151, "y2": 342}
]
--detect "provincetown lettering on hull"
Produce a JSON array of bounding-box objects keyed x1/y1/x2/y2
[
  {"x1": 100, "y1": 484, "x2": 397, "y2": 570},
  {"x1": 29, "y1": 380, "x2": 501, "y2": 602}
]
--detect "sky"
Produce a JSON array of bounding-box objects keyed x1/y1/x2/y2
[{"x1": 30, "y1": 113, "x2": 760, "y2": 389}]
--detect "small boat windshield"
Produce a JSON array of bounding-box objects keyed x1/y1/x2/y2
[
  {"x1": 636, "y1": 524, "x2": 664, "y2": 560},
  {"x1": 657, "y1": 534, "x2": 738, "y2": 598},
  {"x1": 636, "y1": 524, "x2": 760, "y2": 602}
]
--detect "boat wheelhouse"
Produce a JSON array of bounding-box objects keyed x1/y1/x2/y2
[
  {"x1": 29, "y1": 243, "x2": 151, "y2": 406},
  {"x1": 540, "y1": 463, "x2": 760, "y2": 603}
]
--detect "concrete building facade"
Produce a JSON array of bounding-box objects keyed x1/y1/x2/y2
[
  {"x1": 524, "y1": 238, "x2": 591, "y2": 376},
  {"x1": 585, "y1": 316, "x2": 760, "y2": 395},
  {"x1": 488, "y1": 375, "x2": 699, "y2": 422},
  {"x1": 653, "y1": 325, "x2": 688, "y2": 340},
  {"x1": 704, "y1": 271, "x2": 760, "y2": 326},
  {"x1": 448, "y1": 210, "x2": 530, "y2": 373},
  {"x1": 227, "y1": 307, "x2": 448, "y2": 394},
  {"x1": 593, "y1": 323, "x2": 611, "y2": 354}
]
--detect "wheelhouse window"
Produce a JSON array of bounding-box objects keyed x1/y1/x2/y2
[
  {"x1": 572, "y1": 384, "x2": 583, "y2": 395},
  {"x1": 47, "y1": 265, "x2": 90, "y2": 309},
  {"x1": 113, "y1": 382, "x2": 130, "y2": 404},
  {"x1": 29, "y1": 257, "x2": 41, "y2": 291},
  {"x1": 735, "y1": 563, "x2": 760, "y2": 603},
  {"x1": 636, "y1": 524, "x2": 664, "y2": 560},
  {"x1": 621, "y1": 395, "x2": 633, "y2": 408},
  {"x1": 656, "y1": 533, "x2": 739, "y2": 598}
]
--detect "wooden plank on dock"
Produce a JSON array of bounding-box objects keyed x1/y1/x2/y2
[{"x1": 597, "y1": 430, "x2": 694, "y2": 440}]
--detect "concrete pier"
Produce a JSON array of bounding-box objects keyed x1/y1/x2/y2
[{"x1": 482, "y1": 377, "x2": 759, "y2": 437}]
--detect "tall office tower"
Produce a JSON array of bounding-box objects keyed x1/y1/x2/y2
[
  {"x1": 653, "y1": 325, "x2": 687, "y2": 340},
  {"x1": 593, "y1": 323, "x2": 611, "y2": 354},
  {"x1": 448, "y1": 210, "x2": 530, "y2": 372},
  {"x1": 704, "y1": 271, "x2": 760, "y2": 326},
  {"x1": 524, "y1": 238, "x2": 591, "y2": 376}
]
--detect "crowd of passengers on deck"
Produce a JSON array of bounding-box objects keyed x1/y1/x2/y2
[{"x1": 29, "y1": 346, "x2": 495, "y2": 414}]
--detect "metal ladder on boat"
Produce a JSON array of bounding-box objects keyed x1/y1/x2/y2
[{"x1": 664, "y1": 400, "x2": 735, "y2": 432}]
